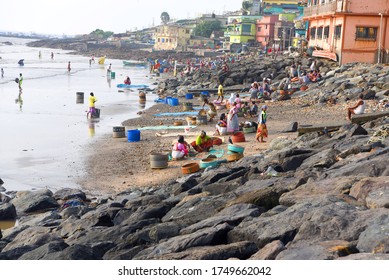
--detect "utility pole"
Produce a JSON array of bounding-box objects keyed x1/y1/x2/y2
[{"x1": 378, "y1": 13, "x2": 383, "y2": 64}]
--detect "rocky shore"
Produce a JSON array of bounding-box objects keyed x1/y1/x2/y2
[{"x1": 1, "y1": 48, "x2": 389, "y2": 259}]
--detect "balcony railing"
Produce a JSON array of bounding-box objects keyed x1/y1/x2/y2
[{"x1": 304, "y1": 1, "x2": 340, "y2": 17}]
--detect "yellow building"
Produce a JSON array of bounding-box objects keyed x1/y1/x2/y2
[
  {"x1": 225, "y1": 15, "x2": 262, "y2": 44},
  {"x1": 154, "y1": 25, "x2": 191, "y2": 51}
]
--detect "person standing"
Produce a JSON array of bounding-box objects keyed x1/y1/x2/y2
[
  {"x1": 51, "y1": 52, "x2": 54, "y2": 59},
  {"x1": 1, "y1": 68, "x2": 4, "y2": 78},
  {"x1": 88, "y1": 92, "x2": 97, "y2": 116},
  {"x1": 107, "y1": 63, "x2": 112, "y2": 76},
  {"x1": 227, "y1": 102, "x2": 239, "y2": 133},
  {"x1": 18, "y1": 73, "x2": 23, "y2": 90},
  {"x1": 256, "y1": 105, "x2": 268, "y2": 143},
  {"x1": 67, "y1": 61, "x2": 71, "y2": 72},
  {"x1": 216, "y1": 81, "x2": 224, "y2": 103}
]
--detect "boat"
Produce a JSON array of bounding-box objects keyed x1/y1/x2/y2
[
  {"x1": 123, "y1": 60, "x2": 148, "y2": 67},
  {"x1": 98, "y1": 56, "x2": 106, "y2": 65},
  {"x1": 117, "y1": 84, "x2": 149, "y2": 89}
]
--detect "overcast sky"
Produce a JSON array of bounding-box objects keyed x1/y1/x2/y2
[{"x1": 0, "y1": 0, "x2": 241, "y2": 35}]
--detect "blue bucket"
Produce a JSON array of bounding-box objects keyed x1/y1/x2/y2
[
  {"x1": 185, "y1": 93, "x2": 193, "y2": 100},
  {"x1": 165, "y1": 96, "x2": 172, "y2": 104},
  {"x1": 170, "y1": 98, "x2": 179, "y2": 106},
  {"x1": 201, "y1": 91, "x2": 209, "y2": 97},
  {"x1": 127, "y1": 129, "x2": 141, "y2": 142}
]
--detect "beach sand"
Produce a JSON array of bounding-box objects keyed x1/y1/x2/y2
[{"x1": 77, "y1": 92, "x2": 354, "y2": 196}]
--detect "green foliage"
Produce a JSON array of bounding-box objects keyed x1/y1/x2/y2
[
  {"x1": 90, "y1": 29, "x2": 114, "y2": 39},
  {"x1": 161, "y1": 12, "x2": 170, "y2": 24},
  {"x1": 242, "y1": 0, "x2": 253, "y2": 12},
  {"x1": 193, "y1": 20, "x2": 222, "y2": 38}
]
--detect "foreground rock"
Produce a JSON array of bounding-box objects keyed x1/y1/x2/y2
[{"x1": 1, "y1": 115, "x2": 388, "y2": 259}]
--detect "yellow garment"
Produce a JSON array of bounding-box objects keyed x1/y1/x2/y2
[
  {"x1": 196, "y1": 135, "x2": 210, "y2": 146},
  {"x1": 218, "y1": 84, "x2": 224, "y2": 96},
  {"x1": 89, "y1": 96, "x2": 97, "y2": 107}
]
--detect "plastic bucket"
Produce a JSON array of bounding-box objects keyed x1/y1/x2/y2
[
  {"x1": 92, "y1": 108, "x2": 100, "y2": 118},
  {"x1": 76, "y1": 92, "x2": 84, "y2": 104},
  {"x1": 168, "y1": 98, "x2": 179, "y2": 106},
  {"x1": 165, "y1": 96, "x2": 172, "y2": 104},
  {"x1": 186, "y1": 93, "x2": 193, "y2": 99},
  {"x1": 111, "y1": 72, "x2": 116, "y2": 79},
  {"x1": 127, "y1": 129, "x2": 141, "y2": 142},
  {"x1": 113, "y1": 126, "x2": 125, "y2": 138}
]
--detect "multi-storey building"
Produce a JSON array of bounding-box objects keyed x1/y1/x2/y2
[
  {"x1": 304, "y1": 0, "x2": 389, "y2": 64},
  {"x1": 154, "y1": 25, "x2": 191, "y2": 51}
]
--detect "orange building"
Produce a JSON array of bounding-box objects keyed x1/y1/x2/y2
[{"x1": 304, "y1": 0, "x2": 389, "y2": 65}]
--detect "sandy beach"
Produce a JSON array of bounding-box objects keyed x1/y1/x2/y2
[{"x1": 78, "y1": 89, "x2": 357, "y2": 195}]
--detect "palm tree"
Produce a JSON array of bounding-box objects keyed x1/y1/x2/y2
[
  {"x1": 161, "y1": 12, "x2": 170, "y2": 25},
  {"x1": 242, "y1": 0, "x2": 253, "y2": 15}
]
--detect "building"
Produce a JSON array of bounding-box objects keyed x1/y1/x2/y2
[
  {"x1": 304, "y1": 0, "x2": 389, "y2": 65},
  {"x1": 189, "y1": 36, "x2": 215, "y2": 49},
  {"x1": 225, "y1": 15, "x2": 263, "y2": 45},
  {"x1": 256, "y1": 15, "x2": 279, "y2": 47},
  {"x1": 154, "y1": 25, "x2": 191, "y2": 51}
]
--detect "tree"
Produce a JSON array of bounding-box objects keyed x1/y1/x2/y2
[
  {"x1": 242, "y1": 0, "x2": 253, "y2": 15},
  {"x1": 160, "y1": 12, "x2": 170, "y2": 25},
  {"x1": 193, "y1": 20, "x2": 222, "y2": 38},
  {"x1": 89, "y1": 29, "x2": 113, "y2": 39}
]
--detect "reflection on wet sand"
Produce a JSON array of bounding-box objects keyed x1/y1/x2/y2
[
  {"x1": 14, "y1": 89, "x2": 23, "y2": 111},
  {"x1": 88, "y1": 119, "x2": 99, "y2": 137}
]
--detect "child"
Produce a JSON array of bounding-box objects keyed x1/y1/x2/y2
[
  {"x1": 256, "y1": 105, "x2": 268, "y2": 143},
  {"x1": 249, "y1": 101, "x2": 258, "y2": 117}
]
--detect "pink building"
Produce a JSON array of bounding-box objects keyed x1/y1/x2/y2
[
  {"x1": 256, "y1": 15, "x2": 280, "y2": 48},
  {"x1": 256, "y1": 15, "x2": 278, "y2": 47},
  {"x1": 304, "y1": 0, "x2": 389, "y2": 65}
]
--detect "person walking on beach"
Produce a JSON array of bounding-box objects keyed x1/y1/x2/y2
[
  {"x1": 256, "y1": 105, "x2": 268, "y2": 143},
  {"x1": 51, "y1": 52, "x2": 54, "y2": 59},
  {"x1": 1, "y1": 68, "x2": 4, "y2": 78},
  {"x1": 216, "y1": 81, "x2": 224, "y2": 103},
  {"x1": 88, "y1": 92, "x2": 97, "y2": 117},
  {"x1": 107, "y1": 63, "x2": 112, "y2": 76},
  {"x1": 68, "y1": 61, "x2": 71, "y2": 72},
  {"x1": 347, "y1": 93, "x2": 365, "y2": 121},
  {"x1": 18, "y1": 73, "x2": 23, "y2": 90}
]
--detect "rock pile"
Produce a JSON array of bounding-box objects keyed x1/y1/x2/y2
[{"x1": 1, "y1": 115, "x2": 388, "y2": 260}]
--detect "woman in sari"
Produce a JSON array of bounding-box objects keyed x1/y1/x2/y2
[
  {"x1": 191, "y1": 131, "x2": 213, "y2": 153},
  {"x1": 256, "y1": 105, "x2": 268, "y2": 143},
  {"x1": 227, "y1": 102, "x2": 239, "y2": 133}
]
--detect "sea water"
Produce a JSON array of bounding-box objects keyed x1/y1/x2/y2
[{"x1": 0, "y1": 36, "x2": 156, "y2": 192}]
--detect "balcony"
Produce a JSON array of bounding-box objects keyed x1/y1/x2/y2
[{"x1": 304, "y1": 1, "x2": 341, "y2": 17}]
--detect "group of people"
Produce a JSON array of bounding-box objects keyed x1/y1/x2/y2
[
  {"x1": 248, "y1": 79, "x2": 273, "y2": 100},
  {"x1": 170, "y1": 131, "x2": 214, "y2": 160}
]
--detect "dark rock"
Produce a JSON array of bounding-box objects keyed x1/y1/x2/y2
[
  {"x1": 11, "y1": 190, "x2": 59, "y2": 214},
  {"x1": 18, "y1": 241, "x2": 69, "y2": 260},
  {"x1": 0, "y1": 203, "x2": 17, "y2": 220},
  {"x1": 53, "y1": 188, "x2": 87, "y2": 201},
  {"x1": 348, "y1": 124, "x2": 368, "y2": 137},
  {"x1": 283, "y1": 122, "x2": 298, "y2": 133}
]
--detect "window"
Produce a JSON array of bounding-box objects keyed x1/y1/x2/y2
[
  {"x1": 158, "y1": 38, "x2": 160, "y2": 42},
  {"x1": 186, "y1": 30, "x2": 190, "y2": 34},
  {"x1": 356, "y1": 27, "x2": 377, "y2": 40},
  {"x1": 242, "y1": 24, "x2": 251, "y2": 33},
  {"x1": 310, "y1": 27, "x2": 316, "y2": 39},
  {"x1": 317, "y1": 27, "x2": 323, "y2": 39},
  {"x1": 162, "y1": 38, "x2": 165, "y2": 43},
  {"x1": 335, "y1": 25, "x2": 342, "y2": 39},
  {"x1": 324, "y1": 26, "x2": 329, "y2": 39},
  {"x1": 257, "y1": 27, "x2": 262, "y2": 32}
]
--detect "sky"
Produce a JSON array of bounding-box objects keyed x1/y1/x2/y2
[{"x1": 0, "y1": 0, "x2": 241, "y2": 35}]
